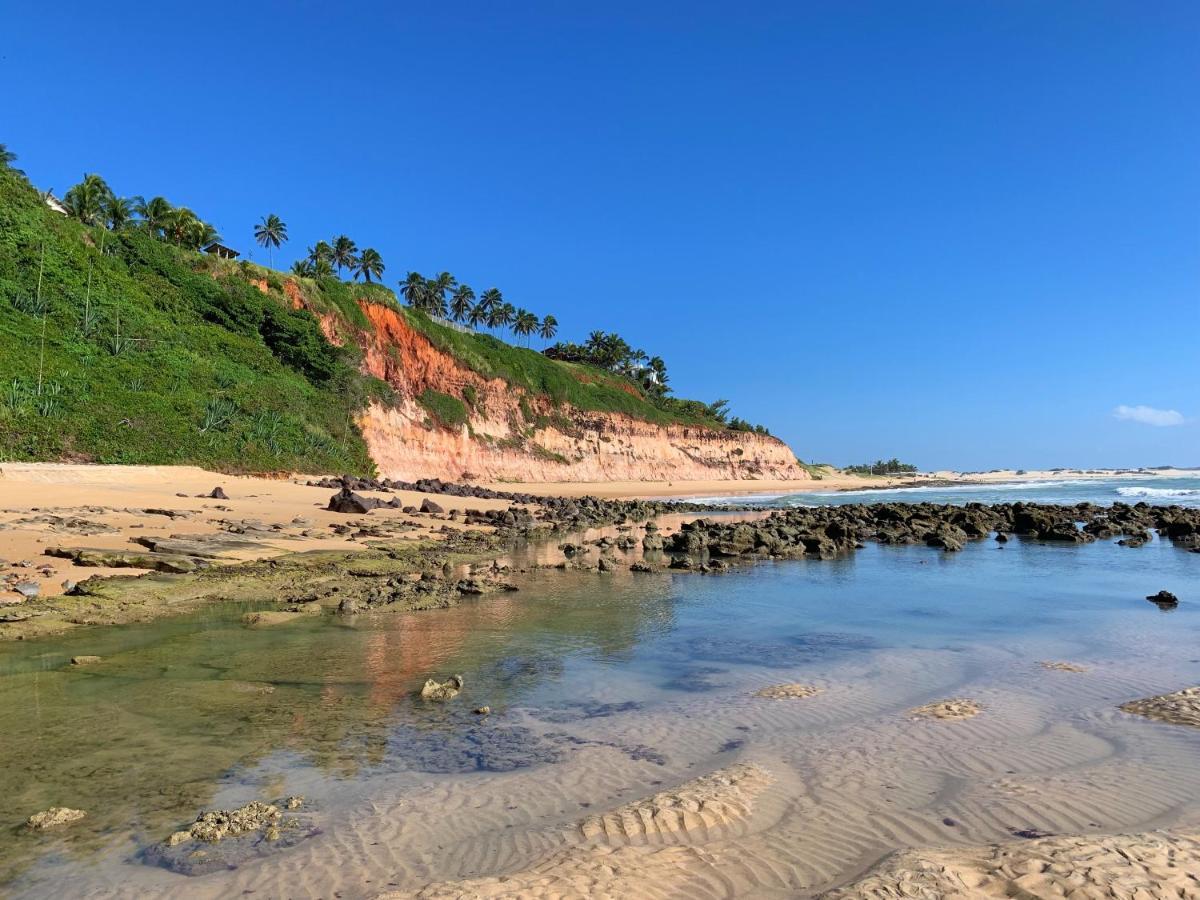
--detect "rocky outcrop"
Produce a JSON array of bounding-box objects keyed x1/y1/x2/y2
[{"x1": 343, "y1": 302, "x2": 806, "y2": 483}]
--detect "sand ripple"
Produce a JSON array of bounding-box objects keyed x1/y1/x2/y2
[{"x1": 821, "y1": 829, "x2": 1200, "y2": 898}]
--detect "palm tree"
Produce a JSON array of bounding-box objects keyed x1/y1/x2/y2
[
  {"x1": 449, "y1": 284, "x2": 475, "y2": 322},
  {"x1": 498, "y1": 302, "x2": 516, "y2": 339},
  {"x1": 426, "y1": 272, "x2": 456, "y2": 316},
  {"x1": 538, "y1": 314, "x2": 558, "y2": 347},
  {"x1": 513, "y1": 309, "x2": 538, "y2": 346},
  {"x1": 102, "y1": 194, "x2": 133, "y2": 230},
  {"x1": 165, "y1": 207, "x2": 220, "y2": 250},
  {"x1": 331, "y1": 235, "x2": 358, "y2": 275},
  {"x1": 134, "y1": 196, "x2": 173, "y2": 238},
  {"x1": 401, "y1": 271, "x2": 428, "y2": 308},
  {"x1": 291, "y1": 259, "x2": 315, "y2": 277},
  {"x1": 64, "y1": 174, "x2": 112, "y2": 226},
  {"x1": 355, "y1": 248, "x2": 385, "y2": 282},
  {"x1": 478, "y1": 288, "x2": 502, "y2": 332},
  {"x1": 466, "y1": 301, "x2": 486, "y2": 330},
  {"x1": 0, "y1": 143, "x2": 23, "y2": 174},
  {"x1": 254, "y1": 214, "x2": 288, "y2": 268}
]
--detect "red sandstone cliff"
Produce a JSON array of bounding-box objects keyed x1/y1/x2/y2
[{"x1": 333, "y1": 300, "x2": 807, "y2": 483}]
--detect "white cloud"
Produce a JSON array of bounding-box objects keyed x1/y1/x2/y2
[{"x1": 1113, "y1": 405, "x2": 1186, "y2": 427}]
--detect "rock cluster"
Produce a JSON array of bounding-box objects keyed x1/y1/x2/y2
[{"x1": 659, "y1": 501, "x2": 1200, "y2": 563}]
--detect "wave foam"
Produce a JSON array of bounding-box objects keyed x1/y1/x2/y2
[{"x1": 1115, "y1": 486, "x2": 1200, "y2": 499}]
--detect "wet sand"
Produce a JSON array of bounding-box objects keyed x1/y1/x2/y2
[{"x1": 16, "y1": 635, "x2": 1198, "y2": 899}]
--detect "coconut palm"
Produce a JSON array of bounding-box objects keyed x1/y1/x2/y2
[
  {"x1": 331, "y1": 235, "x2": 358, "y2": 275},
  {"x1": 254, "y1": 214, "x2": 288, "y2": 268},
  {"x1": 291, "y1": 260, "x2": 314, "y2": 277},
  {"x1": 427, "y1": 272, "x2": 457, "y2": 315},
  {"x1": 355, "y1": 248, "x2": 385, "y2": 282},
  {"x1": 497, "y1": 302, "x2": 516, "y2": 339},
  {"x1": 478, "y1": 288, "x2": 503, "y2": 332},
  {"x1": 538, "y1": 314, "x2": 558, "y2": 346},
  {"x1": 466, "y1": 301, "x2": 486, "y2": 330},
  {"x1": 64, "y1": 174, "x2": 112, "y2": 226},
  {"x1": 0, "y1": 144, "x2": 16, "y2": 167},
  {"x1": 306, "y1": 241, "x2": 333, "y2": 275},
  {"x1": 134, "y1": 196, "x2": 173, "y2": 238},
  {"x1": 102, "y1": 194, "x2": 134, "y2": 230},
  {"x1": 165, "y1": 207, "x2": 220, "y2": 250},
  {"x1": 419, "y1": 279, "x2": 447, "y2": 317},
  {"x1": 513, "y1": 309, "x2": 538, "y2": 346},
  {"x1": 449, "y1": 284, "x2": 475, "y2": 322},
  {"x1": 401, "y1": 271, "x2": 428, "y2": 308}
]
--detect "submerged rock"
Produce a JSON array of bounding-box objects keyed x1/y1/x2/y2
[
  {"x1": 420, "y1": 674, "x2": 464, "y2": 701},
  {"x1": 146, "y1": 798, "x2": 317, "y2": 876},
  {"x1": 1146, "y1": 590, "x2": 1179, "y2": 609},
  {"x1": 70, "y1": 655, "x2": 102, "y2": 666},
  {"x1": 909, "y1": 699, "x2": 982, "y2": 720},
  {"x1": 26, "y1": 807, "x2": 86, "y2": 830}
]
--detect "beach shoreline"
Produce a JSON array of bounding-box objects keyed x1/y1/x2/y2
[{"x1": 485, "y1": 466, "x2": 1200, "y2": 500}]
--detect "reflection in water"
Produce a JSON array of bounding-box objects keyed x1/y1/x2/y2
[{"x1": 0, "y1": 570, "x2": 674, "y2": 887}]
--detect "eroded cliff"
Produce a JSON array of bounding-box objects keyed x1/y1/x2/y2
[{"x1": 347, "y1": 302, "x2": 806, "y2": 484}]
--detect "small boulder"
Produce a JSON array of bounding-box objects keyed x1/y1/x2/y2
[
  {"x1": 420, "y1": 674, "x2": 464, "y2": 701},
  {"x1": 26, "y1": 807, "x2": 86, "y2": 830},
  {"x1": 208, "y1": 487, "x2": 229, "y2": 500},
  {"x1": 420, "y1": 498, "x2": 445, "y2": 515},
  {"x1": 1146, "y1": 590, "x2": 1179, "y2": 609},
  {"x1": 14, "y1": 582, "x2": 40, "y2": 599},
  {"x1": 327, "y1": 487, "x2": 378, "y2": 514},
  {"x1": 70, "y1": 655, "x2": 102, "y2": 666}
]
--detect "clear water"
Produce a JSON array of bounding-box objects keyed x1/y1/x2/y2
[{"x1": 2, "y1": 482, "x2": 1198, "y2": 895}]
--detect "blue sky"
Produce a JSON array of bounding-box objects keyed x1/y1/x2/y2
[{"x1": 5, "y1": 1, "x2": 1197, "y2": 469}]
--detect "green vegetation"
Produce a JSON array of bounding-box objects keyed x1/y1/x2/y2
[
  {"x1": 416, "y1": 388, "x2": 469, "y2": 430},
  {"x1": 0, "y1": 162, "x2": 380, "y2": 471},
  {"x1": 844, "y1": 458, "x2": 920, "y2": 476},
  {"x1": 401, "y1": 308, "x2": 729, "y2": 428},
  {"x1": 1, "y1": 142, "x2": 785, "y2": 470}
]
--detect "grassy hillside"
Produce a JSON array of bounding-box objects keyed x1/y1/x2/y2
[
  {"x1": 1, "y1": 161, "x2": 775, "y2": 474},
  {"x1": 0, "y1": 167, "x2": 384, "y2": 471}
]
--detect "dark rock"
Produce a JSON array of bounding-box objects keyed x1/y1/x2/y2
[
  {"x1": 327, "y1": 487, "x2": 379, "y2": 514},
  {"x1": 1146, "y1": 590, "x2": 1179, "y2": 609}
]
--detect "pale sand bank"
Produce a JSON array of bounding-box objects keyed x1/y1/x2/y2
[{"x1": 485, "y1": 467, "x2": 1200, "y2": 501}]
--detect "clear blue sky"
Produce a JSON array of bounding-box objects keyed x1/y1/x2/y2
[{"x1": 5, "y1": 1, "x2": 1197, "y2": 469}]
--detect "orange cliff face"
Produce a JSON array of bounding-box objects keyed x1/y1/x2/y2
[{"x1": 345, "y1": 299, "x2": 809, "y2": 484}]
